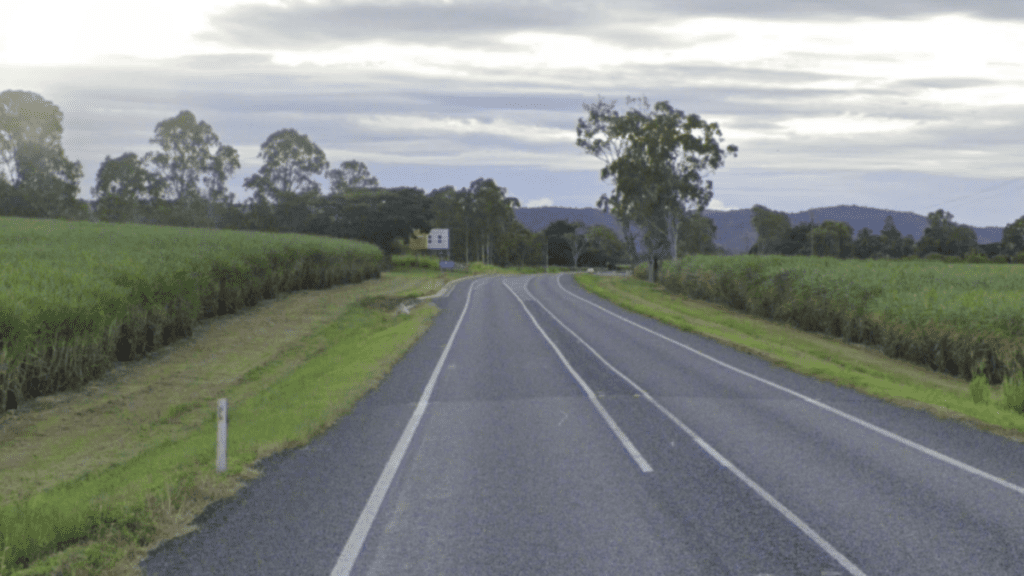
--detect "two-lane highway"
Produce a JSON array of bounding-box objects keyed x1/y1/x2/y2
[{"x1": 143, "y1": 274, "x2": 1024, "y2": 575}]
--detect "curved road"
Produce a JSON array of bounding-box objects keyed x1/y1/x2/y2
[{"x1": 143, "y1": 274, "x2": 1024, "y2": 575}]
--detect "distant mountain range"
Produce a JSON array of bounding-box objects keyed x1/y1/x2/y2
[{"x1": 513, "y1": 205, "x2": 1004, "y2": 256}]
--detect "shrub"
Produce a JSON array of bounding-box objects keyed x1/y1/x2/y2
[
  {"x1": 1015, "y1": 251, "x2": 1024, "y2": 264},
  {"x1": 1003, "y1": 370, "x2": 1024, "y2": 413},
  {"x1": 965, "y1": 252, "x2": 988, "y2": 264},
  {"x1": 990, "y1": 254, "x2": 1009, "y2": 264},
  {"x1": 391, "y1": 254, "x2": 439, "y2": 270},
  {"x1": 969, "y1": 371, "x2": 991, "y2": 404}
]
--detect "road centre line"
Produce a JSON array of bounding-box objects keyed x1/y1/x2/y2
[
  {"x1": 556, "y1": 274, "x2": 1024, "y2": 499},
  {"x1": 502, "y1": 278, "x2": 653, "y2": 473},
  {"x1": 526, "y1": 279, "x2": 867, "y2": 576},
  {"x1": 331, "y1": 279, "x2": 482, "y2": 576}
]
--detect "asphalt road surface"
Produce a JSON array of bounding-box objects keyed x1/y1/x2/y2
[{"x1": 142, "y1": 274, "x2": 1024, "y2": 575}]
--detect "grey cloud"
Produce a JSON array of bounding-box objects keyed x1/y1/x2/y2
[
  {"x1": 891, "y1": 77, "x2": 998, "y2": 89},
  {"x1": 201, "y1": 1, "x2": 598, "y2": 50},
  {"x1": 200, "y1": 0, "x2": 1024, "y2": 52}
]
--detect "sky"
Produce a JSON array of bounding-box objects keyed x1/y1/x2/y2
[{"x1": 2, "y1": 0, "x2": 1023, "y2": 227}]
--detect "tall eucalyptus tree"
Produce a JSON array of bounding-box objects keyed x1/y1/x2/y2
[{"x1": 577, "y1": 96, "x2": 737, "y2": 280}]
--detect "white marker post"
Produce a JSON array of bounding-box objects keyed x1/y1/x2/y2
[{"x1": 216, "y1": 398, "x2": 228, "y2": 472}]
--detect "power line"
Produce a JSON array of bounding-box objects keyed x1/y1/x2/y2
[{"x1": 923, "y1": 178, "x2": 1024, "y2": 213}]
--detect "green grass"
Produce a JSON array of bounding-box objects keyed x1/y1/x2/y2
[
  {"x1": 575, "y1": 273, "x2": 1024, "y2": 441},
  {"x1": 0, "y1": 217, "x2": 384, "y2": 409},
  {"x1": 0, "y1": 270, "x2": 442, "y2": 576}
]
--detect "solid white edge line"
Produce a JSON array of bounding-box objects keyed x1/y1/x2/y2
[
  {"x1": 502, "y1": 278, "x2": 653, "y2": 473},
  {"x1": 527, "y1": 278, "x2": 867, "y2": 576},
  {"x1": 331, "y1": 279, "x2": 482, "y2": 576},
  {"x1": 555, "y1": 273, "x2": 1024, "y2": 498}
]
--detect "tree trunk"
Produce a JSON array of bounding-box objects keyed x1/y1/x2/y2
[{"x1": 666, "y1": 211, "x2": 679, "y2": 260}]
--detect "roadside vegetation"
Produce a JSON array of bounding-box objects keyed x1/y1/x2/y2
[
  {"x1": 575, "y1": 272, "x2": 1024, "y2": 441},
  {"x1": 0, "y1": 269, "x2": 446, "y2": 576},
  {"x1": 0, "y1": 217, "x2": 383, "y2": 413},
  {"x1": 632, "y1": 255, "x2": 1024, "y2": 388}
]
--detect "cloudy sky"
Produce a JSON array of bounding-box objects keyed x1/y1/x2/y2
[{"x1": 3, "y1": 0, "x2": 1023, "y2": 227}]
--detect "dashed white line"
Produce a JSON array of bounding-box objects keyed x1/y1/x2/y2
[
  {"x1": 502, "y1": 278, "x2": 653, "y2": 473},
  {"x1": 532, "y1": 278, "x2": 867, "y2": 576},
  {"x1": 555, "y1": 273, "x2": 1024, "y2": 499}
]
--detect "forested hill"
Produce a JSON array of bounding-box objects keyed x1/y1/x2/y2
[{"x1": 514, "y1": 205, "x2": 1004, "y2": 256}]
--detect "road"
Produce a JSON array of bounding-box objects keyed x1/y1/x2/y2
[{"x1": 142, "y1": 273, "x2": 1024, "y2": 575}]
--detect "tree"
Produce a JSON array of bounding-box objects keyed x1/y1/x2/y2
[
  {"x1": 469, "y1": 178, "x2": 520, "y2": 265},
  {"x1": 543, "y1": 220, "x2": 577, "y2": 266},
  {"x1": 426, "y1": 179, "x2": 521, "y2": 265},
  {"x1": 1002, "y1": 215, "x2": 1024, "y2": 256},
  {"x1": 677, "y1": 211, "x2": 720, "y2": 255},
  {"x1": 243, "y1": 128, "x2": 328, "y2": 232},
  {"x1": 750, "y1": 204, "x2": 791, "y2": 254},
  {"x1": 328, "y1": 160, "x2": 379, "y2": 193},
  {"x1": 917, "y1": 209, "x2": 976, "y2": 257},
  {"x1": 584, "y1": 224, "x2": 627, "y2": 267},
  {"x1": 92, "y1": 152, "x2": 164, "y2": 223},
  {"x1": 778, "y1": 222, "x2": 814, "y2": 255},
  {"x1": 853, "y1": 227, "x2": 883, "y2": 259},
  {"x1": 810, "y1": 221, "x2": 853, "y2": 257},
  {"x1": 318, "y1": 186, "x2": 430, "y2": 257},
  {"x1": 950, "y1": 224, "x2": 978, "y2": 257},
  {"x1": 564, "y1": 221, "x2": 588, "y2": 269},
  {"x1": 0, "y1": 90, "x2": 84, "y2": 218},
  {"x1": 577, "y1": 96, "x2": 737, "y2": 280},
  {"x1": 427, "y1": 185, "x2": 464, "y2": 260},
  {"x1": 597, "y1": 192, "x2": 640, "y2": 264},
  {"x1": 145, "y1": 110, "x2": 240, "y2": 227},
  {"x1": 880, "y1": 215, "x2": 904, "y2": 257}
]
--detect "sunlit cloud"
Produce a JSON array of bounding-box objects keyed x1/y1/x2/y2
[
  {"x1": 526, "y1": 197, "x2": 554, "y2": 208},
  {"x1": 707, "y1": 198, "x2": 740, "y2": 212},
  {"x1": 351, "y1": 115, "x2": 575, "y2": 144},
  {"x1": 777, "y1": 114, "x2": 920, "y2": 136}
]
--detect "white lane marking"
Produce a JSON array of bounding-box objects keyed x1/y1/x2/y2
[
  {"x1": 555, "y1": 273, "x2": 1024, "y2": 499},
  {"x1": 502, "y1": 276, "x2": 535, "y2": 301},
  {"x1": 331, "y1": 279, "x2": 482, "y2": 576},
  {"x1": 526, "y1": 281, "x2": 867, "y2": 576},
  {"x1": 502, "y1": 278, "x2": 653, "y2": 473}
]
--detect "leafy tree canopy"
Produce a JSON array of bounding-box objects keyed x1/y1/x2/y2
[
  {"x1": 244, "y1": 128, "x2": 328, "y2": 204},
  {"x1": 750, "y1": 204, "x2": 791, "y2": 254},
  {"x1": 0, "y1": 90, "x2": 84, "y2": 218},
  {"x1": 577, "y1": 96, "x2": 736, "y2": 271},
  {"x1": 92, "y1": 152, "x2": 164, "y2": 223},
  {"x1": 146, "y1": 111, "x2": 239, "y2": 204},
  {"x1": 328, "y1": 160, "x2": 379, "y2": 193}
]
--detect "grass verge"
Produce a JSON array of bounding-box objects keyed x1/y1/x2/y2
[
  {"x1": 0, "y1": 271, "x2": 444, "y2": 576},
  {"x1": 574, "y1": 273, "x2": 1024, "y2": 443}
]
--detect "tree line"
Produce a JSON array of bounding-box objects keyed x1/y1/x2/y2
[
  {"x1": 0, "y1": 89, "x2": 635, "y2": 267},
  {"x1": 750, "y1": 204, "x2": 1024, "y2": 262}
]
